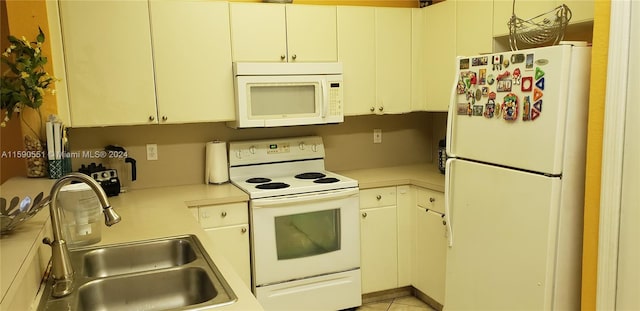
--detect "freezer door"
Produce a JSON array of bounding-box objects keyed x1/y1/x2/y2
[
  {"x1": 447, "y1": 45, "x2": 591, "y2": 175},
  {"x1": 444, "y1": 159, "x2": 565, "y2": 310}
]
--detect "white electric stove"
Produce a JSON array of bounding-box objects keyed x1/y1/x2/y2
[{"x1": 229, "y1": 136, "x2": 362, "y2": 311}]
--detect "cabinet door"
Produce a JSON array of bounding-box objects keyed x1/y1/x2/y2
[
  {"x1": 205, "y1": 225, "x2": 251, "y2": 288},
  {"x1": 286, "y1": 4, "x2": 337, "y2": 62},
  {"x1": 150, "y1": 0, "x2": 234, "y2": 124},
  {"x1": 456, "y1": 0, "x2": 493, "y2": 56},
  {"x1": 424, "y1": 0, "x2": 456, "y2": 112},
  {"x1": 360, "y1": 206, "x2": 398, "y2": 294},
  {"x1": 411, "y1": 8, "x2": 427, "y2": 112},
  {"x1": 415, "y1": 206, "x2": 447, "y2": 304},
  {"x1": 337, "y1": 6, "x2": 376, "y2": 116},
  {"x1": 416, "y1": 187, "x2": 445, "y2": 214},
  {"x1": 230, "y1": 3, "x2": 287, "y2": 62},
  {"x1": 375, "y1": 8, "x2": 411, "y2": 114},
  {"x1": 59, "y1": 0, "x2": 157, "y2": 127}
]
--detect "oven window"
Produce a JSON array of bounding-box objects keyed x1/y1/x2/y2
[
  {"x1": 274, "y1": 209, "x2": 341, "y2": 260},
  {"x1": 249, "y1": 84, "x2": 317, "y2": 116}
]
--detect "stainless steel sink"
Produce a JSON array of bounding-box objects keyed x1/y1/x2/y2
[
  {"x1": 79, "y1": 237, "x2": 197, "y2": 277},
  {"x1": 37, "y1": 235, "x2": 237, "y2": 311}
]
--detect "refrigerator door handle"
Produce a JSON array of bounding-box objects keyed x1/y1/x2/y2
[
  {"x1": 444, "y1": 158, "x2": 454, "y2": 247},
  {"x1": 446, "y1": 58, "x2": 461, "y2": 158}
]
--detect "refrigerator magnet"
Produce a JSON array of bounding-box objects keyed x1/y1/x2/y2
[
  {"x1": 526, "y1": 54, "x2": 534, "y2": 69},
  {"x1": 482, "y1": 87, "x2": 489, "y2": 97},
  {"x1": 472, "y1": 56, "x2": 488, "y2": 66},
  {"x1": 484, "y1": 100, "x2": 496, "y2": 118},
  {"x1": 497, "y1": 80, "x2": 512, "y2": 92},
  {"x1": 457, "y1": 103, "x2": 470, "y2": 115},
  {"x1": 534, "y1": 88, "x2": 544, "y2": 101},
  {"x1": 521, "y1": 77, "x2": 533, "y2": 92},
  {"x1": 535, "y1": 77, "x2": 545, "y2": 90},
  {"x1": 457, "y1": 80, "x2": 466, "y2": 94},
  {"x1": 522, "y1": 96, "x2": 531, "y2": 121},
  {"x1": 488, "y1": 91, "x2": 497, "y2": 100},
  {"x1": 535, "y1": 67, "x2": 545, "y2": 80},
  {"x1": 497, "y1": 70, "x2": 510, "y2": 81},
  {"x1": 502, "y1": 93, "x2": 519, "y2": 121},
  {"x1": 511, "y1": 53, "x2": 525, "y2": 64},
  {"x1": 513, "y1": 68, "x2": 522, "y2": 85},
  {"x1": 473, "y1": 105, "x2": 484, "y2": 116},
  {"x1": 460, "y1": 59, "x2": 470, "y2": 69},
  {"x1": 487, "y1": 74, "x2": 495, "y2": 85},
  {"x1": 479, "y1": 69, "x2": 487, "y2": 85},
  {"x1": 492, "y1": 55, "x2": 503, "y2": 70}
]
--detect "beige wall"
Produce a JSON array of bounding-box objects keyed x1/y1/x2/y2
[{"x1": 67, "y1": 112, "x2": 447, "y2": 189}]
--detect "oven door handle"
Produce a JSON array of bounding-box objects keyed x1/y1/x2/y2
[{"x1": 252, "y1": 188, "x2": 359, "y2": 207}]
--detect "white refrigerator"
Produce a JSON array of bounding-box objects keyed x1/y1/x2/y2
[{"x1": 444, "y1": 44, "x2": 591, "y2": 310}]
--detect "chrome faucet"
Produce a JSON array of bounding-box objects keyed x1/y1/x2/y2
[{"x1": 42, "y1": 172, "x2": 121, "y2": 298}]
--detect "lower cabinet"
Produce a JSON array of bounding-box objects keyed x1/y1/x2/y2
[
  {"x1": 414, "y1": 187, "x2": 447, "y2": 305},
  {"x1": 191, "y1": 202, "x2": 251, "y2": 289},
  {"x1": 360, "y1": 187, "x2": 398, "y2": 294}
]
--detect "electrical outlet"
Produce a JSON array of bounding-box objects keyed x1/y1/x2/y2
[
  {"x1": 146, "y1": 144, "x2": 158, "y2": 161},
  {"x1": 373, "y1": 129, "x2": 382, "y2": 144}
]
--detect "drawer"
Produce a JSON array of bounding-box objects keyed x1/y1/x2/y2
[
  {"x1": 360, "y1": 186, "x2": 397, "y2": 209},
  {"x1": 199, "y1": 202, "x2": 248, "y2": 228},
  {"x1": 416, "y1": 188, "x2": 445, "y2": 214}
]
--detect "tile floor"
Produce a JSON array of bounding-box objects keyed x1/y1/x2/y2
[{"x1": 357, "y1": 295, "x2": 437, "y2": 311}]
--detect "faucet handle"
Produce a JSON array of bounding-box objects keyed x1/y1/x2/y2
[{"x1": 43, "y1": 237, "x2": 52, "y2": 245}]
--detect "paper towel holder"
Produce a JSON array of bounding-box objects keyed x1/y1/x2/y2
[{"x1": 205, "y1": 140, "x2": 229, "y2": 184}]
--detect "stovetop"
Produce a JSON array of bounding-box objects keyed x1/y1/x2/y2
[{"x1": 228, "y1": 136, "x2": 358, "y2": 199}]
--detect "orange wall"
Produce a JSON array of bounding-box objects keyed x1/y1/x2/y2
[{"x1": 581, "y1": 1, "x2": 610, "y2": 310}]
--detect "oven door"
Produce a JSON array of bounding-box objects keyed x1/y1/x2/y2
[{"x1": 250, "y1": 187, "x2": 360, "y2": 287}]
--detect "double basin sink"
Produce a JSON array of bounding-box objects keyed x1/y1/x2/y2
[{"x1": 37, "y1": 235, "x2": 237, "y2": 311}]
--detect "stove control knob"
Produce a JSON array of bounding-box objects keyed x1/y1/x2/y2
[{"x1": 299, "y1": 142, "x2": 305, "y2": 150}]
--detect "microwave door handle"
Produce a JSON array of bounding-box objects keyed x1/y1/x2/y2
[{"x1": 321, "y1": 80, "x2": 328, "y2": 118}]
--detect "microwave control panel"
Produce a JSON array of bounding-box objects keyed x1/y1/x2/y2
[{"x1": 328, "y1": 81, "x2": 343, "y2": 116}]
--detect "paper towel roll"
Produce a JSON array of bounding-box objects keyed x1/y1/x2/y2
[{"x1": 205, "y1": 141, "x2": 229, "y2": 184}]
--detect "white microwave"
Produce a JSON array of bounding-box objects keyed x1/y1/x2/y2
[{"x1": 230, "y1": 62, "x2": 344, "y2": 128}]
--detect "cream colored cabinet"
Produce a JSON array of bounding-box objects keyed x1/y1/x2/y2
[
  {"x1": 493, "y1": 0, "x2": 593, "y2": 37},
  {"x1": 375, "y1": 8, "x2": 412, "y2": 114},
  {"x1": 413, "y1": 187, "x2": 447, "y2": 304},
  {"x1": 423, "y1": 1, "x2": 457, "y2": 112},
  {"x1": 196, "y1": 202, "x2": 251, "y2": 288},
  {"x1": 59, "y1": 0, "x2": 157, "y2": 127},
  {"x1": 396, "y1": 185, "x2": 413, "y2": 287},
  {"x1": 337, "y1": 6, "x2": 376, "y2": 116},
  {"x1": 230, "y1": 3, "x2": 337, "y2": 62},
  {"x1": 149, "y1": 0, "x2": 235, "y2": 124},
  {"x1": 411, "y1": 8, "x2": 427, "y2": 112},
  {"x1": 360, "y1": 187, "x2": 398, "y2": 294},
  {"x1": 456, "y1": 0, "x2": 493, "y2": 56}
]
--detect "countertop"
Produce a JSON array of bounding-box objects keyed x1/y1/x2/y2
[{"x1": 1, "y1": 163, "x2": 445, "y2": 310}]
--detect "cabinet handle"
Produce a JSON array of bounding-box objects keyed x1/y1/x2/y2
[
  {"x1": 429, "y1": 197, "x2": 436, "y2": 203},
  {"x1": 291, "y1": 54, "x2": 297, "y2": 60},
  {"x1": 370, "y1": 107, "x2": 375, "y2": 112},
  {"x1": 221, "y1": 211, "x2": 227, "y2": 217},
  {"x1": 162, "y1": 116, "x2": 168, "y2": 121},
  {"x1": 362, "y1": 212, "x2": 367, "y2": 218},
  {"x1": 148, "y1": 115, "x2": 155, "y2": 121},
  {"x1": 241, "y1": 227, "x2": 247, "y2": 234},
  {"x1": 280, "y1": 54, "x2": 286, "y2": 60},
  {"x1": 376, "y1": 195, "x2": 382, "y2": 200},
  {"x1": 378, "y1": 106, "x2": 384, "y2": 112}
]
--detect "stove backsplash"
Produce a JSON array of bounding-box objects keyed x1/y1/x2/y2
[{"x1": 67, "y1": 112, "x2": 446, "y2": 190}]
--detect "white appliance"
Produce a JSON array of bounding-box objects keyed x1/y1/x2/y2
[
  {"x1": 230, "y1": 62, "x2": 344, "y2": 128},
  {"x1": 228, "y1": 136, "x2": 361, "y2": 311},
  {"x1": 444, "y1": 43, "x2": 591, "y2": 310}
]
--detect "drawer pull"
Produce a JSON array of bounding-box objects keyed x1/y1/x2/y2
[
  {"x1": 362, "y1": 212, "x2": 367, "y2": 218},
  {"x1": 221, "y1": 211, "x2": 227, "y2": 217},
  {"x1": 376, "y1": 195, "x2": 382, "y2": 200},
  {"x1": 429, "y1": 197, "x2": 436, "y2": 203},
  {"x1": 241, "y1": 227, "x2": 247, "y2": 234}
]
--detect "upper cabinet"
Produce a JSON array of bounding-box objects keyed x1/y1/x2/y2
[
  {"x1": 456, "y1": 0, "x2": 493, "y2": 56},
  {"x1": 337, "y1": 6, "x2": 376, "y2": 116},
  {"x1": 59, "y1": 0, "x2": 157, "y2": 127},
  {"x1": 149, "y1": 0, "x2": 235, "y2": 123},
  {"x1": 375, "y1": 8, "x2": 412, "y2": 114},
  {"x1": 423, "y1": 0, "x2": 456, "y2": 112},
  {"x1": 229, "y1": 3, "x2": 337, "y2": 62},
  {"x1": 493, "y1": 0, "x2": 594, "y2": 37}
]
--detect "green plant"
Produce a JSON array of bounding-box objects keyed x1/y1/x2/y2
[{"x1": 1, "y1": 27, "x2": 56, "y2": 139}]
